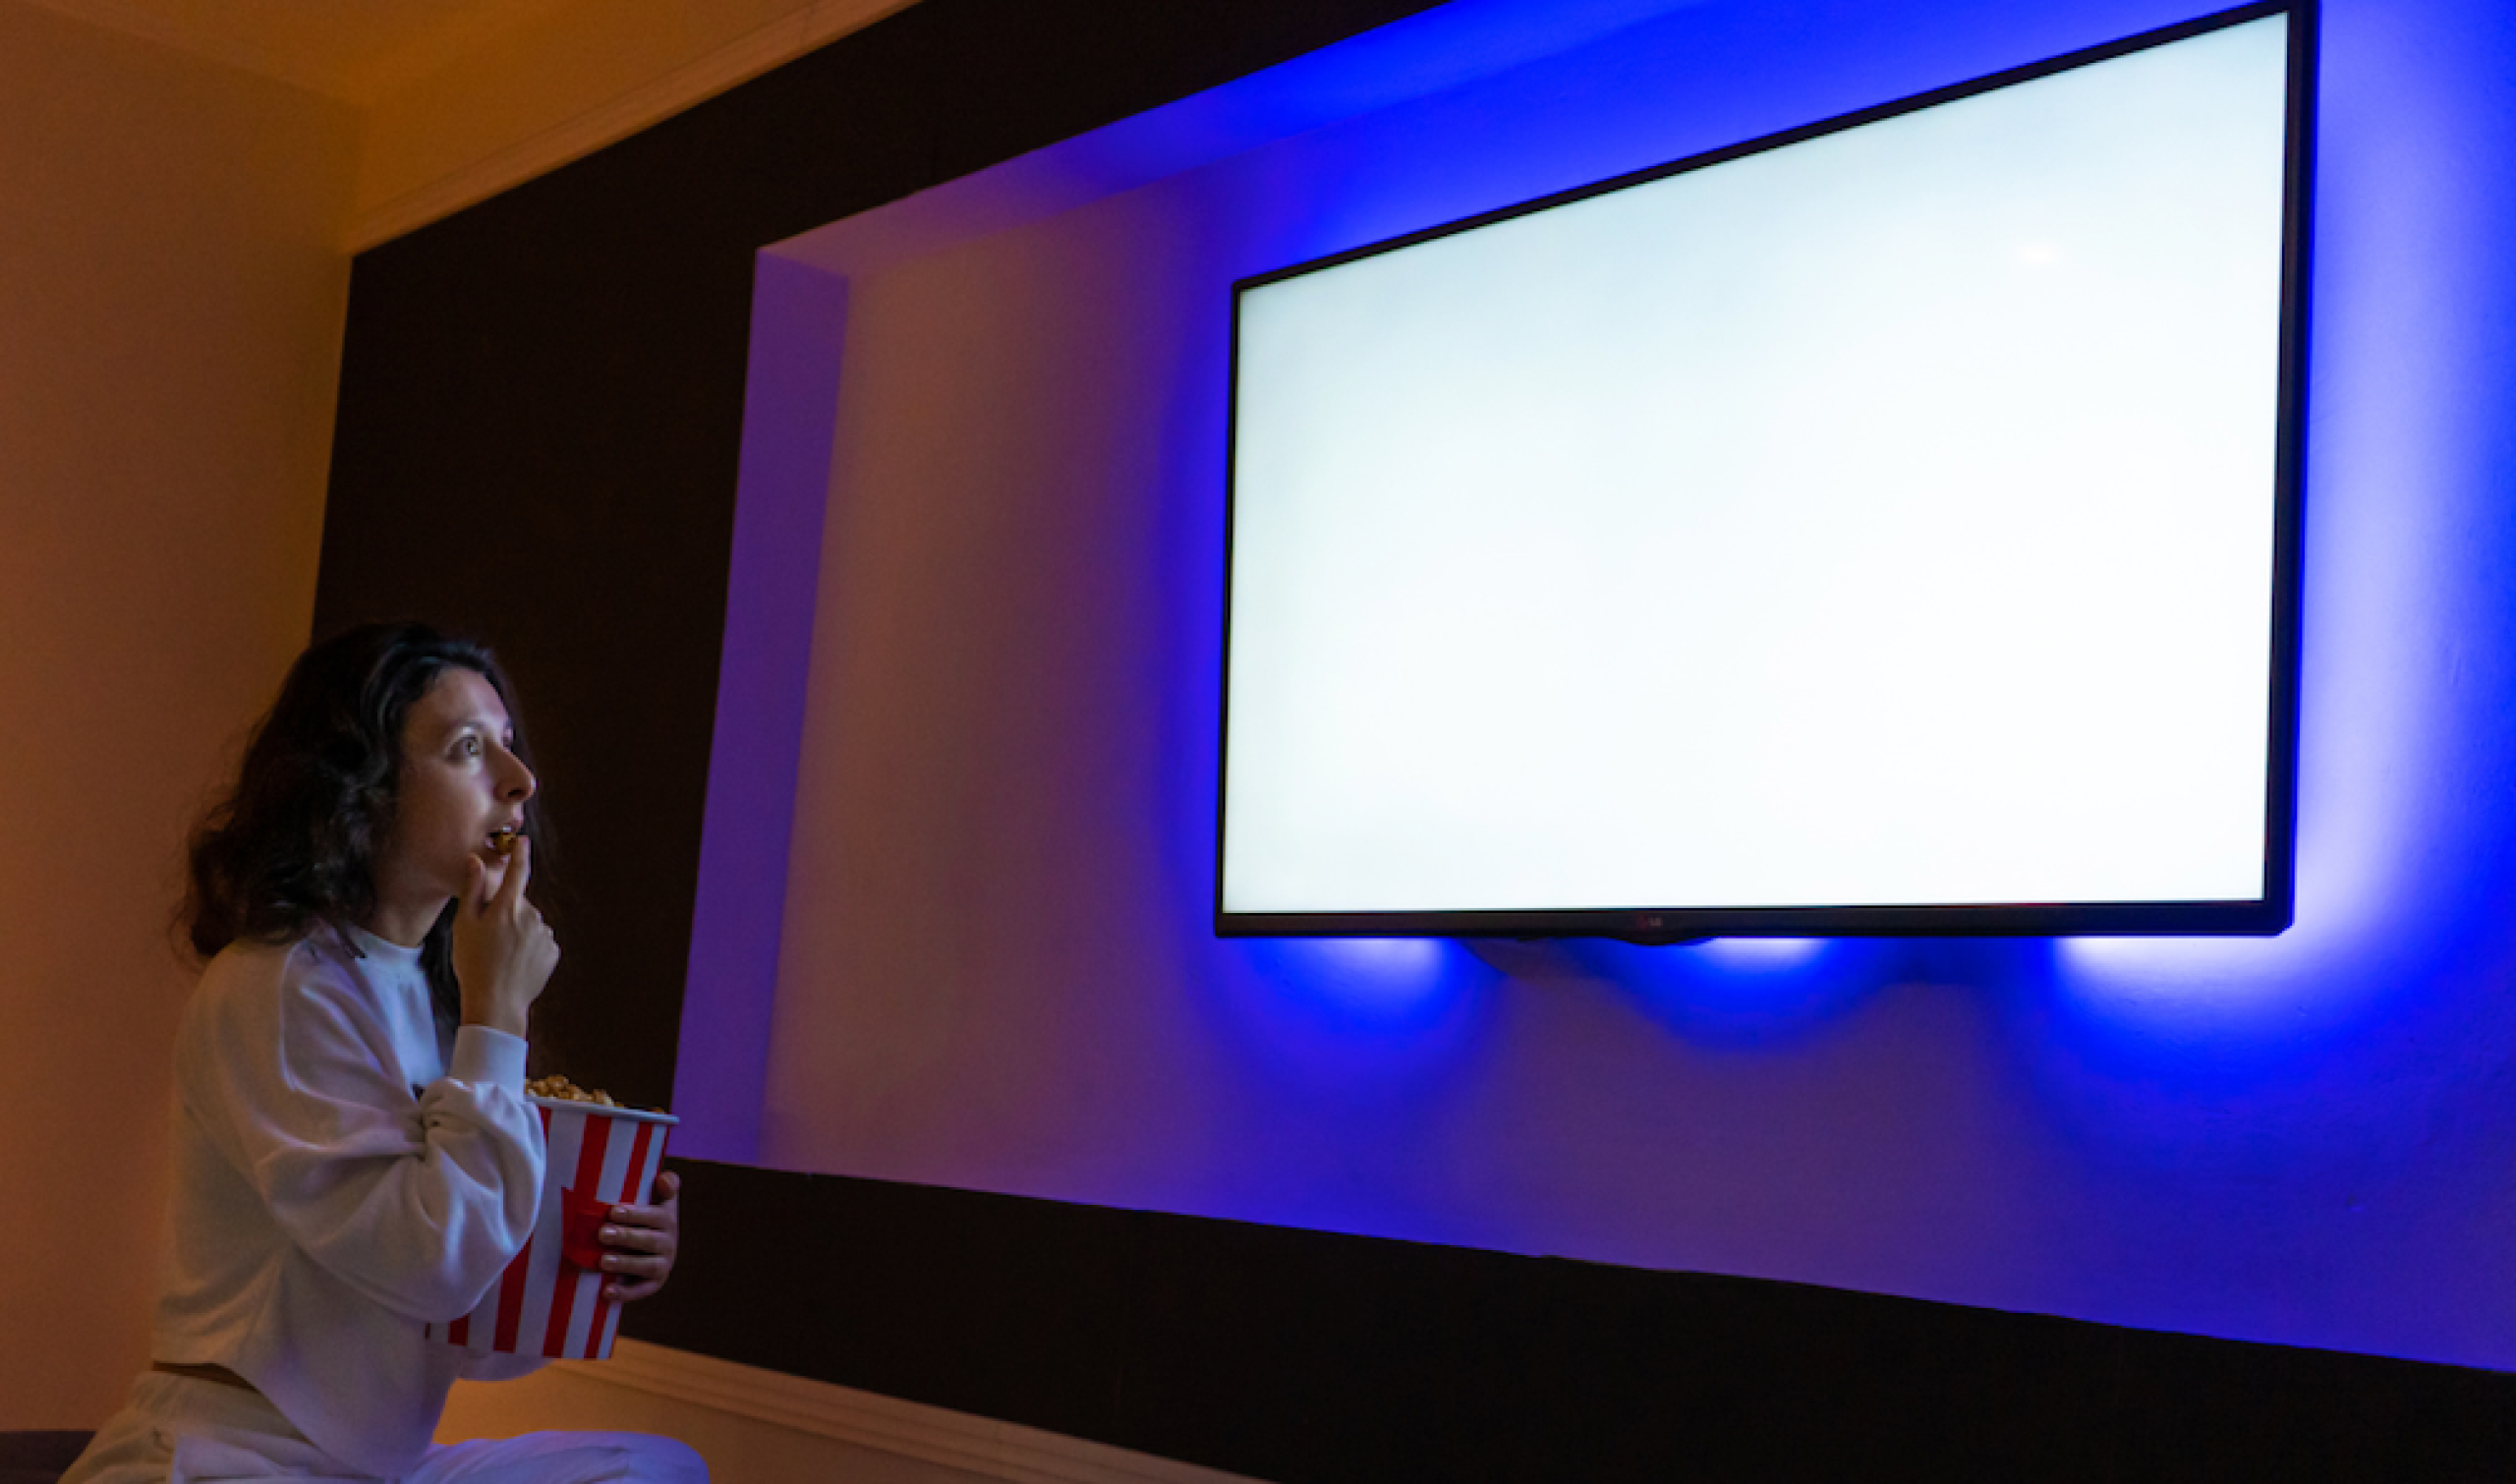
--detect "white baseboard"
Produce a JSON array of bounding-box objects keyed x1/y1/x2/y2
[{"x1": 571, "y1": 1339, "x2": 1267, "y2": 1484}]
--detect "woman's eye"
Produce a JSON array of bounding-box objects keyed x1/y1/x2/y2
[{"x1": 459, "y1": 736, "x2": 482, "y2": 757}]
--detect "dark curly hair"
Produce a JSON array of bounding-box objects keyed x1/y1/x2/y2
[{"x1": 180, "y1": 621, "x2": 552, "y2": 1042}]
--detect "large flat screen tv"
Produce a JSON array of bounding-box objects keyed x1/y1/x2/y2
[{"x1": 1219, "y1": 1, "x2": 2315, "y2": 942}]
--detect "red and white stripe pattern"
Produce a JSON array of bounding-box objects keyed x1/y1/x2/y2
[{"x1": 428, "y1": 1097, "x2": 674, "y2": 1361}]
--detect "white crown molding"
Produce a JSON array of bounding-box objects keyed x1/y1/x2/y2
[
  {"x1": 345, "y1": 0, "x2": 918, "y2": 254},
  {"x1": 578, "y1": 1339, "x2": 1269, "y2": 1484}
]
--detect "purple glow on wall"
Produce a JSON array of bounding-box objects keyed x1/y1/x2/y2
[
  {"x1": 2056, "y1": 0, "x2": 2516, "y2": 1040},
  {"x1": 681, "y1": 0, "x2": 2516, "y2": 1371},
  {"x1": 671, "y1": 256, "x2": 847, "y2": 1163}
]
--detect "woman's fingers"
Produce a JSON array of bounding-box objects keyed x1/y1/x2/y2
[
  {"x1": 598, "y1": 1169, "x2": 679, "y2": 1303},
  {"x1": 452, "y1": 833, "x2": 555, "y2": 1032},
  {"x1": 598, "y1": 1220, "x2": 669, "y2": 1252},
  {"x1": 495, "y1": 833, "x2": 532, "y2": 908},
  {"x1": 604, "y1": 1175, "x2": 679, "y2": 1224},
  {"x1": 599, "y1": 1236, "x2": 673, "y2": 1301}
]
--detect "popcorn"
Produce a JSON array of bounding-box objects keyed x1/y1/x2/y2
[{"x1": 527, "y1": 1073, "x2": 617, "y2": 1108}]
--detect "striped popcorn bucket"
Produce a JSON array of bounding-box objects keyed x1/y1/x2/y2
[{"x1": 429, "y1": 1096, "x2": 676, "y2": 1360}]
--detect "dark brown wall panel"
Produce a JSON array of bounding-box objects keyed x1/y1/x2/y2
[{"x1": 635, "y1": 1160, "x2": 2516, "y2": 1482}]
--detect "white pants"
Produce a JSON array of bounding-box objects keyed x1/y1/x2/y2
[{"x1": 62, "y1": 1374, "x2": 709, "y2": 1484}]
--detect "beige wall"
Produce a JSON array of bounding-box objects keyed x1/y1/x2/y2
[
  {"x1": 0, "y1": 0, "x2": 355, "y2": 1426},
  {"x1": 0, "y1": 0, "x2": 912, "y2": 1440}
]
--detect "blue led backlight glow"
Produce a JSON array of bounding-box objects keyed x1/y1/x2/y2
[
  {"x1": 2052, "y1": 0, "x2": 2516, "y2": 1048},
  {"x1": 1571, "y1": 936, "x2": 1895, "y2": 1050},
  {"x1": 702, "y1": 0, "x2": 2516, "y2": 1372},
  {"x1": 1699, "y1": 938, "x2": 1829, "y2": 971},
  {"x1": 1216, "y1": 938, "x2": 1498, "y2": 1097},
  {"x1": 1248, "y1": 937, "x2": 1456, "y2": 1021}
]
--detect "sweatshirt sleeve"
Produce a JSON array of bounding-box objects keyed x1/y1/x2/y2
[{"x1": 180, "y1": 947, "x2": 547, "y2": 1325}]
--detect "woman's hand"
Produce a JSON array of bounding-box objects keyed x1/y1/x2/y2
[
  {"x1": 598, "y1": 1169, "x2": 680, "y2": 1302},
  {"x1": 451, "y1": 835, "x2": 558, "y2": 1038}
]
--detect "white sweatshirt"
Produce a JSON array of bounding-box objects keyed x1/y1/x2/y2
[{"x1": 151, "y1": 924, "x2": 547, "y2": 1477}]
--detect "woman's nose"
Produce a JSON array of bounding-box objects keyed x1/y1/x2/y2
[{"x1": 504, "y1": 756, "x2": 538, "y2": 801}]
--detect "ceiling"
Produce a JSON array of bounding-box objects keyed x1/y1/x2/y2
[
  {"x1": 24, "y1": 0, "x2": 919, "y2": 246},
  {"x1": 21, "y1": 0, "x2": 589, "y2": 102}
]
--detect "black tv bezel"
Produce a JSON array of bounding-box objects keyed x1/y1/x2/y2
[{"x1": 1215, "y1": 0, "x2": 2316, "y2": 943}]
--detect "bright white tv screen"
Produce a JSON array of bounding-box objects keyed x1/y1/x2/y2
[{"x1": 1219, "y1": 3, "x2": 2312, "y2": 939}]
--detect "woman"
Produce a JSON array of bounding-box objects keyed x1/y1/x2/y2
[{"x1": 63, "y1": 623, "x2": 704, "y2": 1483}]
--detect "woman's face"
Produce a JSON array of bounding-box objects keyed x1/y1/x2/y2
[{"x1": 374, "y1": 666, "x2": 538, "y2": 912}]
